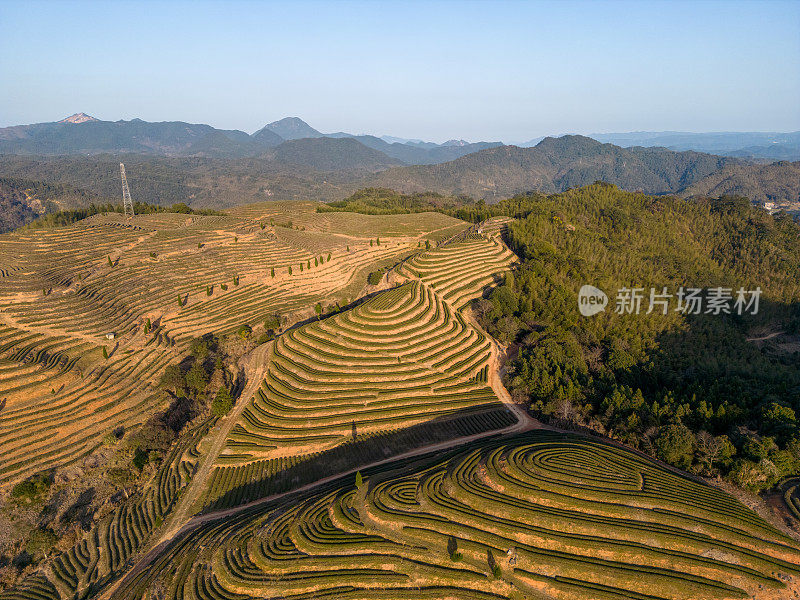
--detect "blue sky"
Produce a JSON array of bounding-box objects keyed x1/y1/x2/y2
[{"x1": 1, "y1": 0, "x2": 798, "y2": 143}]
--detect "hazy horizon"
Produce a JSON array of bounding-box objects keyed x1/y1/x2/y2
[{"x1": 1, "y1": 0, "x2": 799, "y2": 144}]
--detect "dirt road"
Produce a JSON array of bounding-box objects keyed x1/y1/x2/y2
[{"x1": 157, "y1": 342, "x2": 271, "y2": 542}]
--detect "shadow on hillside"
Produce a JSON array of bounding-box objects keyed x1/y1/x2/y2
[{"x1": 203, "y1": 401, "x2": 518, "y2": 512}]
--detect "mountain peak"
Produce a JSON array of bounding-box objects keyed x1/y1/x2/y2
[
  {"x1": 58, "y1": 112, "x2": 97, "y2": 124},
  {"x1": 442, "y1": 139, "x2": 469, "y2": 147},
  {"x1": 261, "y1": 117, "x2": 323, "y2": 141}
]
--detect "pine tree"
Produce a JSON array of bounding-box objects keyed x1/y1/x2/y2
[
  {"x1": 271, "y1": 267, "x2": 275, "y2": 278},
  {"x1": 327, "y1": 252, "x2": 331, "y2": 261},
  {"x1": 107, "y1": 256, "x2": 113, "y2": 267},
  {"x1": 102, "y1": 346, "x2": 108, "y2": 359},
  {"x1": 355, "y1": 471, "x2": 363, "y2": 488},
  {"x1": 447, "y1": 536, "x2": 460, "y2": 560}
]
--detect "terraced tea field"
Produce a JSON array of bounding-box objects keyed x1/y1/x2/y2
[
  {"x1": 208, "y1": 280, "x2": 516, "y2": 507},
  {"x1": 398, "y1": 232, "x2": 517, "y2": 309},
  {"x1": 0, "y1": 203, "x2": 466, "y2": 486},
  {"x1": 108, "y1": 431, "x2": 800, "y2": 600}
]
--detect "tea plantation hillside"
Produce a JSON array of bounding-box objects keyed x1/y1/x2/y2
[
  {"x1": 112, "y1": 431, "x2": 800, "y2": 600},
  {"x1": 0, "y1": 202, "x2": 466, "y2": 486},
  {"x1": 207, "y1": 280, "x2": 517, "y2": 509}
]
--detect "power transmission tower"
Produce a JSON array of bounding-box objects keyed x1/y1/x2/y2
[{"x1": 120, "y1": 163, "x2": 134, "y2": 219}]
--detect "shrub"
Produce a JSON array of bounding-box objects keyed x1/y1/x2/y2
[
  {"x1": 233, "y1": 275, "x2": 240, "y2": 285},
  {"x1": 132, "y1": 447, "x2": 150, "y2": 470},
  {"x1": 375, "y1": 238, "x2": 380, "y2": 246},
  {"x1": 327, "y1": 252, "x2": 331, "y2": 260},
  {"x1": 212, "y1": 387, "x2": 234, "y2": 416},
  {"x1": 102, "y1": 346, "x2": 109, "y2": 359},
  {"x1": 107, "y1": 255, "x2": 113, "y2": 267},
  {"x1": 11, "y1": 473, "x2": 51, "y2": 502},
  {"x1": 367, "y1": 271, "x2": 382, "y2": 286},
  {"x1": 26, "y1": 528, "x2": 58, "y2": 558},
  {"x1": 355, "y1": 471, "x2": 363, "y2": 488},
  {"x1": 288, "y1": 266, "x2": 293, "y2": 275},
  {"x1": 107, "y1": 466, "x2": 135, "y2": 487},
  {"x1": 206, "y1": 285, "x2": 213, "y2": 296},
  {"x1": 425, "y1": 240, "x2": 431, "y2": 250},
  {"x1": 221, "y1": 283, "x2": 228, "y2": 290},
  {"x1": 314, "y1": 303, "x2": 323, "y2": 317},
  {"x1": 177, "y1": 295, "x2": 184, "y2": 307},
  {"x1": 271, "y1": 267, "x2": 275, "y2": 278},
  {"x1": 238, "y1": 324, "x2": 253, "y2": 339}
]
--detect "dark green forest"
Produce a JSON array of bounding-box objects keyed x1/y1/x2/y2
[{"x1": 470, "y1": 184, "x2": 800, "y2": 490}]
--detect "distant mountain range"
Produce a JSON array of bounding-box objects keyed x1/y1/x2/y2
[
  {"x1": 522, "y1": 130, "x2": 800, "y2": 161},
  {"x1": 369, "y1": 135, "x2": 739, "y2": 199},
  {"x1": 0, "y1": 114, "x2": 797, "y2": 233},
  {"x1": 0, "y1": 114, "x2": 500, "y2": 167}
]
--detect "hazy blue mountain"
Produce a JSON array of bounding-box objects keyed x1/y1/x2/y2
[
  {"x1": 380, "y1": 135, "x2": 425, "y2": 145},
  {"x1": 0, "y1": 116, "x2": 259, "y2": 157},
  {"x1": 589, "y1": 131, "x2": 800, "y2": 160},
  {"x1": 249, "y1": 126, "x2": 285, "y2": 148},
  {"x1": 259, "y1": 117, "x2": 323, "y2": 140}
]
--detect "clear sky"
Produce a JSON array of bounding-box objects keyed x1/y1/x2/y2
[{"x1": 1, "y1": 0, "x2": 798, "y2": 143}]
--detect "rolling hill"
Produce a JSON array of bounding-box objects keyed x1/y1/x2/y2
[
  {"x1": 367, "y1": 135, "x2": 738, "y2": 199},
  {"x1": 267, "y1": 137, "x2": 402, "y2": 171},
  {"x1": 680, "y1": 160, "x2": 800, "y2": 208}
]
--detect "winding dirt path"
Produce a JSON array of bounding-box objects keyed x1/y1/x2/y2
[{"x1": 157, "y1": 342, "x2": 272, "y2": 543}]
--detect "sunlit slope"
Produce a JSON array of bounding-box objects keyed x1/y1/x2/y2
[
  {"x1": 219, "y1": 281, "x2": 508, "y2": 467},
  {"x1": 0, "y1": 204, "x2": 459, "y2": 486},
  {"x1": 115, "y1": 431, "x2": 800, "y2": 600},
  {"x1": 398, "y1": 233, "x2": 516, "y2": 309}
]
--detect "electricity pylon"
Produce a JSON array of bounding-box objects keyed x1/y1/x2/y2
[{"x1": 120, "y1": 163, "x2": 134, "y2": 219}]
